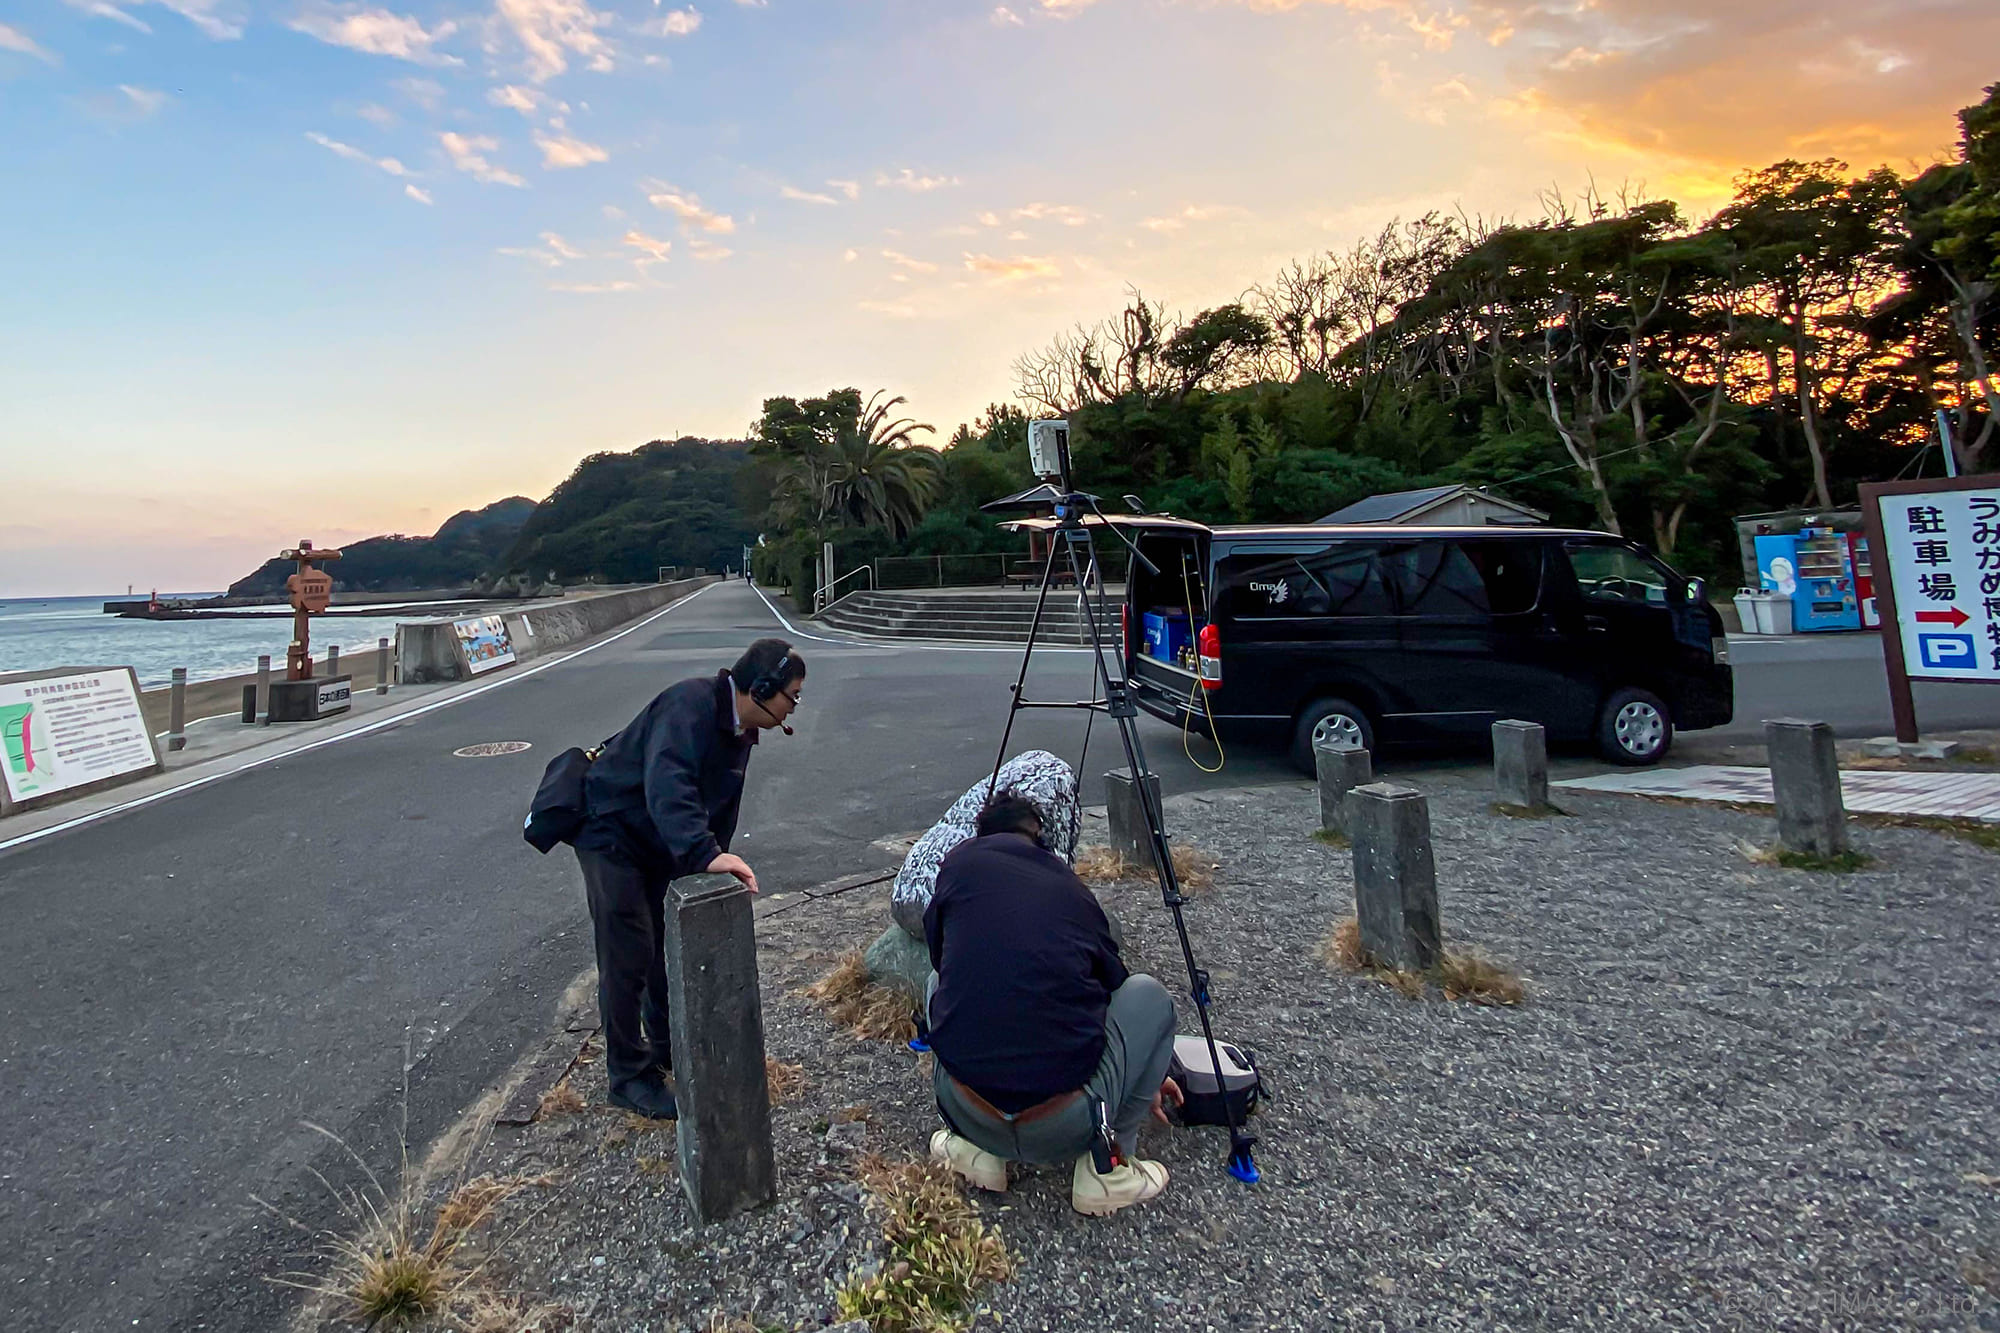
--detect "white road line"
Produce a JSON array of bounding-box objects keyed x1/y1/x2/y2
[
  {"x1": 0, "y1": 584, "x2": 718, "y2": 857},
  {"x1": 746, "y1": 581, "x2": 1091, "y2": 655}
]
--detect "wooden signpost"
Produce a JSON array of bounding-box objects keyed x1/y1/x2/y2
[
  {"x1": 1859, "y1": 474, "x2": 2000, "y2": 744},
  {"x1": 280, "y1": 540, "x2": 343, "y2": 682}
]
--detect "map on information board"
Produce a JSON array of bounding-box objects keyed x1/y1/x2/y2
[
  {"x1": 0, "y1": 669, "x2": 159, "y2": 804},
  {"x1": 1877, "y1": 487, "x2": 2000, "y2": 682}
]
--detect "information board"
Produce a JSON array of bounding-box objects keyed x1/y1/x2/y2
[
  {"x1": 1876, "y1": 486, "x2": 2000, "y2": 681},
  {"x1": 453, "y1": 615, "x2": 517, "y2": 675},
  {"x1": 0, "y1": 668, "x2": 159, "y2": 806}
]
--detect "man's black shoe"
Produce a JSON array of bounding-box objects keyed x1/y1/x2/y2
[
  {"x1": 608, "y1": 1078, "x2": 679, "y2": 1120},
  {"x1": 650, "y1": 1045, "x2": 674, "y2": 1073}
]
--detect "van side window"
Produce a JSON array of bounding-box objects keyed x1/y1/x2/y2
[
  {"x1": 1384, "y1": 542, "x2": 1491, "y2": 616},
  {"x1": 1460, "y1": 540, "x2": 1543, "y2": 615},
  {"x1": 1567, "y1": 542, "x2": 1672, "y2": 606},
  {"x1": 1217, "y1": 543, "x2": 1394, "y2": 618}
]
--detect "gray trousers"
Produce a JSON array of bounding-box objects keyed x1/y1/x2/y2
[{"x1": 929, "y1": 973, "x2": 1177, "y2": 1164}]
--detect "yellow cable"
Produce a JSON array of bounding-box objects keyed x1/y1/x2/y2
[{"x1": 1178, "y1": 554, "x2": 1225, "y2": 774}]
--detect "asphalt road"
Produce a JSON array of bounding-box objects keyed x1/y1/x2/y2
[{"x1": 1, "y1": 582, "x2": 1994, "y2": 1331}]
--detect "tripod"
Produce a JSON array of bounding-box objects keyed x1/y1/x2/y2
[{"x1": 986, "y1": 489, "x2": 1260, "y2": 1185}]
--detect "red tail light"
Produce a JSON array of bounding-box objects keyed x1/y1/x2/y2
[
  {"x1": 1121, "y1": 604, "x2": 1131, "y2": 657},
  {"x1": 1197, "y1": 623, "x2": 1222, "y2": 690}
]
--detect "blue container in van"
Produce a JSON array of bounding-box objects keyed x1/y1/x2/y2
[{"x1": 1142, "y1": 610, "x2": 1190, "y2": 664}]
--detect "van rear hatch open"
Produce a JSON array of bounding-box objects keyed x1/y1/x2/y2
[{"x1": 1123, "y1": 522, "x2": 1215, "y2": 724}]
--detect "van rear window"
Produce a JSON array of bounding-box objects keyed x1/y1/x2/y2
[
  {"x1": 1218, "y1": 544, "x2": 1395, "y2": 618},
  {"x1": 1220, "y1": 538, "x2": 1542, "y2": 619}
]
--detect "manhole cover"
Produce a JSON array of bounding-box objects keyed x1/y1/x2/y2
[{"x1": 454, "y1": 741, "x2": 534, "y2": 758}]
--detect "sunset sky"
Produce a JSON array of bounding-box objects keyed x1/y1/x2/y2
[{"x1": 1, "y1": 0, "x2": 1992, "y2": 595}]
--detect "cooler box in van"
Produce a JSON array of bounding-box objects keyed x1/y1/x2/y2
[{"x1": 1142, "y1": 610, "x2": 1191, "y2": 665}]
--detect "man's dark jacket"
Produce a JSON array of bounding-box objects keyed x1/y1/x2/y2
[
  {"x1": 924, "y1": 833, "x2": 1129, "y2": 1111},
  {"x1": 574, "y1": 670, "x2": 754, "y2": 875}
]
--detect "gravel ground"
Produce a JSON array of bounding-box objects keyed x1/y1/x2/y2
[{"x1": 305, "y1": 771, "x2": 2000, "y2": 1333}]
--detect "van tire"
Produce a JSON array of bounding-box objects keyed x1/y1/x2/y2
[
  {"x1": 1598, "y1": 687, "x2": 1672, "y2": 765},
  {"x1": 1290, "y1": 698, "x2": 1375, "y2": 775}
]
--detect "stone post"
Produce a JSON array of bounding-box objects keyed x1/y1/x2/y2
[
  {"x1": 664, "y1": 873, "x2": 776, "y2": 1224},
  {"x1": 256, "y1": 654, "x2": 271, "y2": 726},
  {"x1": 326, "y1": 644, "x2": 340, "y2": 675},
  {"x1": 1765, "y1": 719, "x2": 1849, "y2": 856},
  {"x1": 1348, "y1": 783, "x2": 1442, "y2": 973},
  {"x1": 1312, "y1": 739, "x2": 1371, "y2": 835},
  {"x1": 167, "y1": 668, "x2": 187, "y2": 752},
  {"x1": 1492, "y1": 720, "x2": 1549, "y2": 811},
  {"x1": 240, "y1": 684, "x2": 257, "y2": 724},
  {"x1": 1105, "y1": 767, "x2": 1161, "y2": 867},
  {"x1": 376, "y1": 637, "x2": 390, "y2": 695}
]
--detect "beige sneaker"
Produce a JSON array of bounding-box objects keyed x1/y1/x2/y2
[
  {"x1": 1070, "y1": 1153, "x2": 1169, "y2": 1216},
  {"x1": 930, "y1": 1129, "x2": 1008, "y2": 1192}
]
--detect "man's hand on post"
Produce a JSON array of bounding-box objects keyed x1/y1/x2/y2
[
  {"x1": 1150, "y1": 1076, "x2": 1184, "y2": 1127},
  {"x1": 707, "y1": 853, "x2": 759, "y2": 895}
]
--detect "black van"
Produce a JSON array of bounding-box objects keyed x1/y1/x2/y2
[{"x1": 1119, "y1": 521, "x2": 1733, "y2": 770}]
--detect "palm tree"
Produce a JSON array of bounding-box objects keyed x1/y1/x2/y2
[{"x1": 822, "y1": 392, "x2": 940, "y2": 538}]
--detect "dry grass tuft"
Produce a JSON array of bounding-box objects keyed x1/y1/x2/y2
[
  {"x1": 435, "y1": 1173, "x2": 549, "y2": 1236},
  {"x1": 1321, "y1": 917, "x2": 1524, "y2": 1006},
  {"x1": 1072, "y1": 841, "x2": 1217, "y2": 893},
  {"x1": 702, "y1": 1314, "x2": 784, "y2": 1333},
  {"x1": 804, "y1": 951, "x2": 919, "y2": 1043},
  {"x1": 536, "y1": 1080, "x2": 586, "y2": 1120},
  {"x1": 837, "y1": 1156, "x2": 1015, "y2": 1333},
  {"x1": 766, "y1": 1058, "x2": 806, "y2": 1106},
  {"x1": 1735, "y1": 838, "x2": 1874, "y2": 873},
  {"x1": 1311, "y1": 828, "x2": 1351, "y2": 849},
  {"x1": 455, "y1": 1289, "x2": 572, "y2": 1332}
]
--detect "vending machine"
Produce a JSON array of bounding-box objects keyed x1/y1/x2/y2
[
  {"x1": 1846, "y1": 532, "x2": 1879, "y2": 628},
  {"x1": 1754, "y1": 529, "x2": 1862, "y2": 632}
]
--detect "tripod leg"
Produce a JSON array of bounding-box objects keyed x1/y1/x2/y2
[{"x1": 988, "y1": 531, "x2": 1065, "y2": 797}]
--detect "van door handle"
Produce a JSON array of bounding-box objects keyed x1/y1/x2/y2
[{"x1": 1585, "y1": 615, "x2": 1609, "y2": 633}]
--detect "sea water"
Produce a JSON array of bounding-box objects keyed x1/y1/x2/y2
[{"x1": 0, "y1": 596, "x2": 423, "y2": 688}]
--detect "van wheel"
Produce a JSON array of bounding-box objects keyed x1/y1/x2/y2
[
  {"x1": 1291, "y1": 698, "x2": 1375, "y2": 774},
  {"x1": 1598, "y1": 687, "x2": 1672, "y2": 765}
]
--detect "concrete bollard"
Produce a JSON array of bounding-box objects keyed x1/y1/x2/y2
[
  {"x1": 1492, "y1": 720, "x2": 1549, "y2": 811},
  {"x1": 241, "y1": 684, "x2": 257, "y2": 724},
  {"x1": 376, "y1": 637, "x2": 390, "y2": 695},
  {"x1": 256, "y1": 655, "x2": 272, "y2": 726},
  {"x1": 1348, "y1": 783, "x2": 1442, "y2": 973},
  {"x1": 1765, "y1": 719, "x2": 1849, "y2": 856},
  {"x1": 167, "y1": 668, "x2": 187, "y2": 752},
  {"x1": 1313, "y1": 738, "x2": 1372, "y2": 835},
  {"x1": 326, "y1": 644, "x2": 340, "y2": 675},
  {"x1": 1105, "y1": 767, "x2": 1161, "y2": 867},
  {"x1": 664, "y1": 873, "x2": 776, "y2": 1224}
]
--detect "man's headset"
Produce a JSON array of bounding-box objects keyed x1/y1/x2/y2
[{"x1": 744, "y1": 650, "x2": 799, "y2": 735}]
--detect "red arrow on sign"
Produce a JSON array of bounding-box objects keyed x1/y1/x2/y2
[{"x1": 1915, "y1": 607, "x2": 1971, "y2": 628}]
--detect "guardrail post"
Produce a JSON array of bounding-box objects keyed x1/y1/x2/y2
[
  {"x1": 376, "y1": 637, "x2": 390, "y2": 694},
  {"x1": 256, "y1": 655, "x2": 271, "y2": 725},
  {"x1": 241, "y1": 684, "x2": 256, "y2": 724},
  {"x1": 1104, "y1": 767, "x2": 1160, "y2": 866},
  {"x1": 1492, "y1": 720, "x2": 1550, "y2": 812},
  {"x1": 326, "y1": 643, "x2": 339, "y2": 675},
  {"x1": 665, "y1": 873, "x2": 776, "y2": 1224},
  {"x1": 1349, "y1": 783, "x2": 1442, "y2": 973},
  {"x1": 167, "y1": 668, "x2": 187, "y2": 752},
  {"x1": 1766, "y1": 719, "x2": 1849, "y2": 856}
]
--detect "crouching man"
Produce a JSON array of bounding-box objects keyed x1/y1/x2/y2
[{"x1": 923, "y1": 790, "x2": 1182, "y2": 1216}]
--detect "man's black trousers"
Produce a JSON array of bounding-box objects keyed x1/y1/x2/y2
[{"x1": 575, "y1": 846, "x2": 675, "y2": 1088}]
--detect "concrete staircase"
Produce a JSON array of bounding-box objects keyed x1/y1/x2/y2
[{"x1": 817, "y1": 588, "x2": 1119, "y2": 644}]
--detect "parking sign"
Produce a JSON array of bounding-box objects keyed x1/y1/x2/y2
[{"x1": 1874, "y1": 484, "x2": 2000, "y2": 682}]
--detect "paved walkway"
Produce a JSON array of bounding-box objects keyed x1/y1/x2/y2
[{"x1": 1555, "y1": 764, "x2": 2000, "y2": 822}]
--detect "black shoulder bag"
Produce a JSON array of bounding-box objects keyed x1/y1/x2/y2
[{"x1": 522, "y1": 745, "x2": 601, "y2": 853}]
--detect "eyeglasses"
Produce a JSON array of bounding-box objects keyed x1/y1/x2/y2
[{"x1": 782, "y1": 689, "x2": 802, "y2": 707}]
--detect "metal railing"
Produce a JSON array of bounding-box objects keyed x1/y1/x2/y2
[
  {"x1": 815, "y1": 565, "x2": 875, "y2": 613},
  {"x1": 872, "y1": 548, "x2": 1131, "y2": 591}
]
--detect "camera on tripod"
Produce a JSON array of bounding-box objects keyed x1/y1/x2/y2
[{"x1": 1027, "y1": 419, "x2": 1072, "y2": 488}]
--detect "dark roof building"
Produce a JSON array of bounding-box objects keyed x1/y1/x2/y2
[{"x1": 1318, "y1": 484, "x2": 1547, "y2": 527}]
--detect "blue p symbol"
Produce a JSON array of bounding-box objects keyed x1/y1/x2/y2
[{"x1": 1919, "y1": 634, "x2": 1977, "y2": 670}]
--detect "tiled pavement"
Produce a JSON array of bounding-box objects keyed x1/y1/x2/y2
[{"x1": 1554, "y1": 764, "x2": 2000, "y2": 823}]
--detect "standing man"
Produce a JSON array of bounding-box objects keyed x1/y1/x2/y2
[{"x1": 572, "y1": 638, "x2": 805, "y2": 1119}]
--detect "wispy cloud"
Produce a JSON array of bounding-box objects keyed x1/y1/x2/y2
[
  {"x1": 688, "y1": 238, "x2": 733, "y2": 262},
  {"x1": 307, "y1": 130, "x2": 413, "y2": 177},
  {"x1": 494, "y1": 0, "x2": 613, "y2": 83},
  {"x1": 440, "y1": 131, "x2": 526, "y2": 186},
  {"x1": 534, "y1": 130, "x2": 608, "y2": 168},
  {"x1": 393, "y1": 76, "x2": 444, "y2": 109},
  {"x1": 964, "y1": 252, "x2": 1059, "y2": 281},
  {"x1": 488, "y1": 84, "x2": 544, "y2": 115},
  {"x1": 646, "y1": 184, "x2": 735, "y2": 234},
  {"x1": 0, "y1": 23, "x2": 58, "y2": 63},
  {"x1": 882, "y1": 249, "x2": 939, "y2": 274},
  {"x1": 991, "y1": 7, "x2": 1024, "y2": 27},
  {"x1": 356, "y1": 102, "x2": 398, "y2": 127},
  {"x1": 147, "y1": 0, "x2": 243, "y2": 40},
  {"x1": 404, "y1": 183, "x2": 433, "y2": 204},
  {"x1": 828, "y1": 179, "x2": 860, "y2": 200},
  {"x1": 781, "y1": 184, "x2": 839, "y2": 205},
  {"x1": 1139, "y1": 203, "x2": 1242, "y2": 233},
  {"x1": 289, "y1": 5, "x2": 460, "y2": 64},
  {"x1": 636, "y1": 7, "x2": 701, "y2": 37},
  {"x1": 550, "y1": 280, "x2": 638, "y2": 292},
  {"x1": 876, "y1": 167, "x2": 961, "y2": 192},
  {"x1": 623, "y1": 229, "x2": 672, "y2": 263},
  {"x1": 119, "y1": 85, "x2": 168, "y2": 116},
  {"x1": 63, "y1": 0, "x2": 152, "y2": 34}
]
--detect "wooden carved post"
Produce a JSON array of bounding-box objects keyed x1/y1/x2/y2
[{"x1": 280, "y1": 540, "x2": 343, "y2": 681}]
